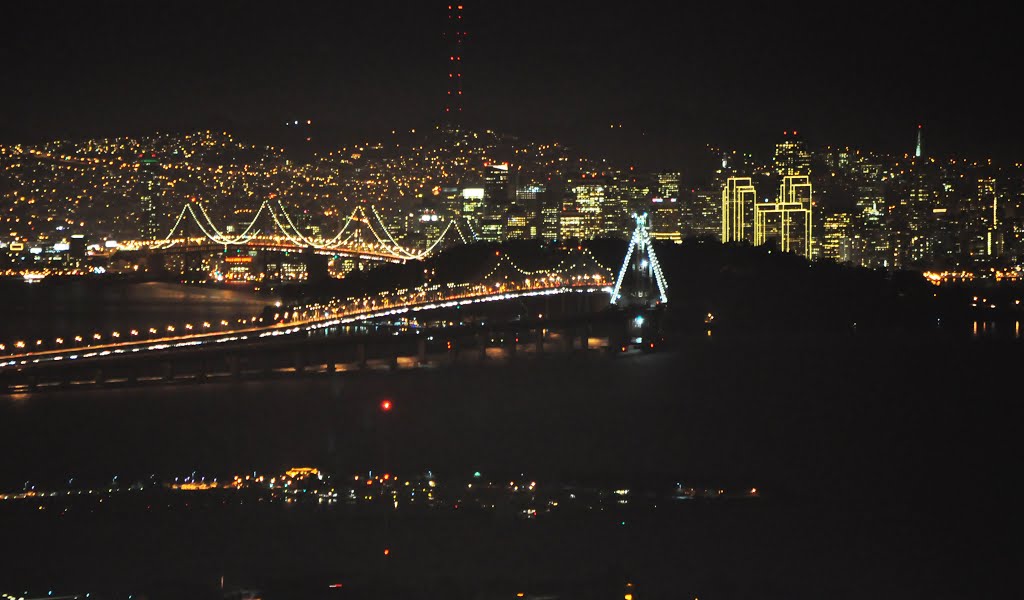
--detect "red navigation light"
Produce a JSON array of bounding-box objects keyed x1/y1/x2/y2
[
  {"x1": 328, "y1": 583, "x2": 344, "y2": 589},
  {"x1": 383, "y1": 548, "x2": 391, "y2": 556},
  {"x1": 380, "y1": 399, "x2": 393, "y2": 412}
]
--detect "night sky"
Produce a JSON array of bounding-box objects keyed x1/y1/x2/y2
[{"x1": 2, "y1": 2, "x2": 1020, "y2": 168}]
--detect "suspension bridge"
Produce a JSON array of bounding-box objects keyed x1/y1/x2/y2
[
  {"x1": 149, "y1": 198, "x2": 478, "y2": 263},
  {"x1": 1, "y1": 214, "x2": 669, "y2": 392}
]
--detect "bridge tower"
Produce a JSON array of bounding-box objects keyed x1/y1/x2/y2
[{"x1": 610, "y1": 213, "x2": 669, "y2": 350}]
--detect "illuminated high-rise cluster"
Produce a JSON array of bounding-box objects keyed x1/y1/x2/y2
[
  {"x1": 445, "y1": 4, "x2": 465, "y2": 115},
  {"x1": 753, "y1": 175, "x2": 813, "y2": 258}
]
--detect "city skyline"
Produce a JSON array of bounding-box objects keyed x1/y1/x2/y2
[
  {"x1": 2, "y1": 2, "x2": 1022, "y2": 167},
  {"x1": 4, "y1": 121, "x2": 1024, "y2": 282}
]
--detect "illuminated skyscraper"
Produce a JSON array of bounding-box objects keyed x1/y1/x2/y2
[
  {"x1": 484, "y1": 163, "x2": 510, "y2": 204},
  {"x1": 538, "y1": 191, "x2": 560, "y2": 243},
  {"x1": 852, "y1": 183, "x2": 890, "y2": 268},
  {"x1": 978, "y1": 178, "x2": 1003, "y2": 257},
  {"x1": 774, "y1": 131, "x2": 811, "y2": 176},
  {"x1": 571, "y1": 178, "x2": 605, "y2": 239},
  {"x1": 649, "y1": 198, "x2": 680, "y2": 243},
  {"x1": 137, "y1": 154, "x2": 161, "y2": 240},
  {"x1": 480, "y1": 163, "x2": 510, "y2": 241},
  {"x1": 915, "y1": 124, "x2": 923, "y2": 159},
  {"x1": 515, "y1": 184, "x2": 545, "y2": 239},
  {"x1": 656, "y1": 172, "x2": 680, "y2": 201},
  {"x1": 505, "y1": 209, "x2": 532, "y2": 240},
  {"x1": 721, "y1": 177, "x2": 756, "y2": 242},
  {"x1": 461, "y1": 187, "x2": 485, "y2": 224},
  {"x1": 409, "y1": 208, "x2": 445, "y2": 250},
  {"x1": 648, "y1": 172, "x2": 681, "y2": 242},
  {"x1": 559, "y1": 208, "x2": 586, "y2": 241},
  {"x1": 822, "y1": 213, "x2": 853, "y2": 263}
]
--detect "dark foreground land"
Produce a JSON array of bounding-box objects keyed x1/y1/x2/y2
[{"x1": 0, "y1": 329, "x2": 1017, "y2": 599}]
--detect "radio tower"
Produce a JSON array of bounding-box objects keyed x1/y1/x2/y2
[{"x1": 445, "y1": 4, "x2": 465, "y2": 118}]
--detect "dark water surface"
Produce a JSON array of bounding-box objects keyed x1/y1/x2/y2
[
  {"x1": 0, "y1": 279, "x2": 274, "y2": 343},
  {"x1": 0, "y1": 331, "x2": 1016, "y2": 598}
]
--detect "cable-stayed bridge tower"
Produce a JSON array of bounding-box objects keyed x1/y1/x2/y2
[
  {"x1": 611, "y1": 213, "x2": 668, "y2": 308},
  {"x1": 609, "y1": 213, "x2": 669, "y2": 350}
]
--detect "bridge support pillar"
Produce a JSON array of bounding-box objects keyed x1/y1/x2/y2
[
  {"x1": 416, "y1": 338, "x2": 427, "y2": 366},
  {"x1": 535, "y1": 328, "x2": 545, "y2": 354},
  {"x1": 388, "y1": 352, "x2": 399, "y2": 370},
  {"x1": 196, "y1": 360, "x2": 207, "y2": 382},
  {"x1": 580, "y1": 325, "x2": 590, "y2": 352},
  {"x1": 293, "y1": 350, "x2": 306, "y2": 374},
  {"x1": 162, "y1": 362, "x2": 174, "y2": 382},
  {"x1": 356, "y1": 343, "x2": 367, "y2": 369},
  {"x1": 325, "y1": 358, "x2": 336, "y2": 374},
  {"x1": 507, "y1": 333, "x2": 517, "y2": 358},
  {"x1": 94, "y1": 368, "x2": 105, "y2": 385},
  {"x1": 126, "y1": 367, "x2": 138, "y2": 385},
  {"x1": 27, "y1": 374, "x2": 38, "y2": 392}
]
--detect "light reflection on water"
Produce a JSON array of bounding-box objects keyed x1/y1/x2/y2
[{"x1": 971, "y1": 320, "x2": 1022, "y2": 339}]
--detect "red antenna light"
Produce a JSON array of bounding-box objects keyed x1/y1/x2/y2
[{"x1": 380, "y1": 399, "x2": 393, "y2": 412}]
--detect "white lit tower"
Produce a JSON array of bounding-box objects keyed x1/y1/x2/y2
[
  {"x1": 445, "y1": 4, "x2": 465, "y2": 117},
  {"x1": 610, "y1": 213, "x2": 670, "y2": 351},
  {"x1": 611, "y1": 213, "x2": 669, "y2": 308}
]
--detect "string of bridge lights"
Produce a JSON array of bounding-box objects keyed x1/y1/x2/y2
[
  {"x1": 1, "y1": 216, "x2": 663, "y2": 361},
  {"x1": 152, "y1": 199, "x2": 466, "y2": 260},
  {"x1": 0, "y1": 266, "x2": 612, "y2": 359},
  {"x1": 480, "y1": 247, "x2": 613, "y2": 283},
  {"x1": 1, "y1": 243, "x2": 619, "y2": 358}
]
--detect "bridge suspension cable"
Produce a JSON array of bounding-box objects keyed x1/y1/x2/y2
[{"x1": 152, "y1": 198, "x2": 463, "y2": 260}]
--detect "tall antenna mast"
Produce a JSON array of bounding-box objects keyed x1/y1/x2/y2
[{"x1": 445, "y1": 4, "x2": 465, "y2": 118}]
